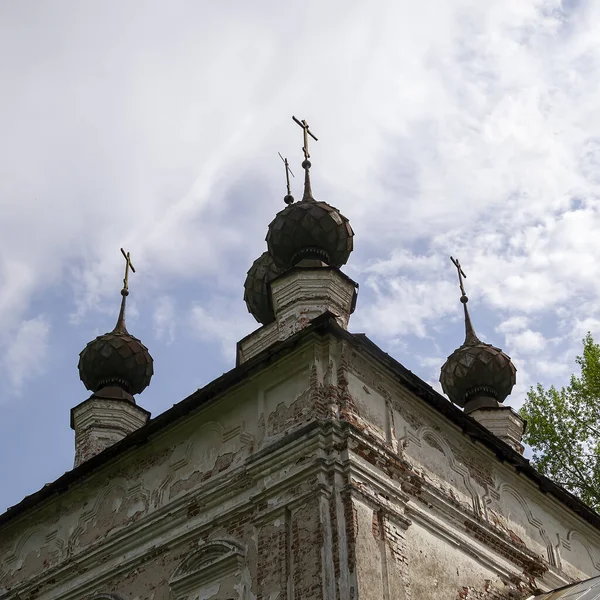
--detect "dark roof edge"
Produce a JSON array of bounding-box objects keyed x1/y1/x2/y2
[
  {"x1": 348, "y1": 330, "x2": 600, "y2": 531},
  {"x1": 2, "y1": 312, "x2": 599, "y2": 535},
  {"x1": 0, "y1": 313, "x2": 336, "y2": 529}
]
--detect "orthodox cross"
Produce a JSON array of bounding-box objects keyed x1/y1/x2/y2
[
  {"x1": 278, "y1": 152, "x2": 295, "y2": 196},
  {"x1": 292, "y1": 115, "x2": 318, "y2": 160},
  {"x1": 450, "y1": 256, "x2": 467, "y2": 297},
  {"x1": 120, "y1": 248, "x2": 136, "y2": 292}
]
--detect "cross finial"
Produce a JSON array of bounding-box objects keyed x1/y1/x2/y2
[
  {"x1": 450, "y1": 256, "x2": 479, "y2": 344},
  {"x1": 292, "y1": 116, "x2": 318, "y2": 161},
  {"x1": 450, "y1": 256, "x2": 467, "y2": 300},
  {"x1": 113, "y1": 248, "x2": 135, "y2": 334},
  {"x1": 292, "y1": 116, "x2": 318, "y2": 201},
  {"x1": 278, "y1": 152, "x2": 295, "y2": 205},
  {"x1": 120, "y1": 248, "x2": 136, "y2": 293}
]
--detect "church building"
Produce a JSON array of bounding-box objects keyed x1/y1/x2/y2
[{"x1": 1, "y1": 118, "x2": 600, "y2": 600}]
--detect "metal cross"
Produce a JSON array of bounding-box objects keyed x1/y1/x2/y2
[
  {"x1": 278, "y1": 152, "x2": 295, "y2": 196},
  {"x1": 292, "y1": 115, "x2": 318, "y2": 160},
  {"x1": 120, "y1": 248, "x2": 136, "y2": 292},
  {"x1": 450, "y1": 256, "x2": 467, "y2": 297}
]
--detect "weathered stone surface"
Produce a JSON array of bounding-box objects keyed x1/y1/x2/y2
[
  {"x1": 71, "y1": 392, "x2": 150, "y2": 467},
  {"x1": 2, "y1": 332, "x2": 599, "y2": 600},
  {"x1": 469, "y1": 406, "x2": 526, "y2": 454},
  {"x1": 238, "y1": 266, "x2": 358, "y2": 364}
]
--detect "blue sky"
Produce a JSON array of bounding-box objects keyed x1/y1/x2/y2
[{"x1": 1, "y1": 0, "x2": 599, "y2": 512}]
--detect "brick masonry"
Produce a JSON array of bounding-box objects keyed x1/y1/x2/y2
[{"x1": 1, "y1": 333, "x2": 599, "y2": 599}]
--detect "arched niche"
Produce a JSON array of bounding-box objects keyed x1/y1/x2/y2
[
  {"x1": 497, "y1": 483, "x2": 555, "y2": 565},
  {"x1": 564, "y1": 530, "x2": 600, "y2": 578},
  {"x1": 170, "y1": 539, "x2": 248, "y2": 600}
]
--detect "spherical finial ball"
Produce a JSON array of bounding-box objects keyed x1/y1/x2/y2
[
  {"x1": 284, "y1": 194, "x2": 294, "y2": 205},
  {"x1": 302, "y1": 159, "x2": 311, "y2": 170}
]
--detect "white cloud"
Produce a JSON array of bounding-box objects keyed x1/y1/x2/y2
[
  {"x1": 2, "y1": 316, "x2": 50, "y2": 393},
  {"x1": 496, "y1": 316, "x2": 530, "y2": 335},
  {"x1": 353, "y1": 276, "x2": 458, "y2": 340},
  {"x1": 4, "y1": 0, "x2": 600, "y2": 515},
  {"x1": 188, "y1": 299, "x2": 256, "y2": 361},
  {"x1": 1, "y1": 1, "x2": 600, "y2": 451},
  {"x1": 1, "y1": 0, "x2": 593, "y2": 327},
  {"x1": 571, "y1": 317, "x2": 600, "y2": 340},
  {"x1": 510, "y1": 329, "x2": 547, "y2": 353},
  {"x1": 153, "y1": 296, "x2": 176, "y2": 344}
]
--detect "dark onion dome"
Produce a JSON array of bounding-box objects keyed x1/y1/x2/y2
[
  {"x1": 243, "y1": 251, "x2": 283, "y2": 324},
  {"x1": 78, "y1": 289, "x2": 153, "y2": 396},
  {"x1": 266, "y1": 159, "x2": 354, "y2": 269},
  {"x1": 440, "y1": 296, "x2": 516, "y2": 409}
]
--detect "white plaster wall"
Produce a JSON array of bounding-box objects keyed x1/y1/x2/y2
[
  {"x1": 404, "y1": 520, "x2": 509, "y2": 599},
  {"x1": 353, "y1": 498, "x2": 385, "y2": 600},
  {"x1": 346, "y1": 372, "x2": 388, "y2": 443},
  {"x1": 0, "y1": 345, "x2": 319, "y2": 600},
  {"x1": 344, "y1": 346, "x2": 600, "y2": 587},
  {"x1": 4, "y1": 331, "x2": 600, "y2": 600}
]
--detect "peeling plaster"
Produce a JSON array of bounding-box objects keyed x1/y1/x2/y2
[{"x1": 2, "y1": 335, "x2": 599, "y2": 600}]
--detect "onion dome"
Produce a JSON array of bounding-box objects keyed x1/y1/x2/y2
[
  {"x1": 265, "y1": 170, "x2": 354, "y2": 268},
  {"x1": 439, "y1": 258, "x2": 516, "y2": 413},
  {"x1": 78, "y1": 251, "x2": 153, "y2": 397},
  {"x1": 243, "y1": 251, "x2": 283, "y2": 324},
  {"x1": 267, "y1": 119, "x2": 353, "y2": 269}
]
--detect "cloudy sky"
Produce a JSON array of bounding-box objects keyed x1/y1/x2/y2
[{"x1": 1, "y1": 0, "x2": 598, "y2": 512}]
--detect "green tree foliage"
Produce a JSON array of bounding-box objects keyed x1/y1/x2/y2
[{"x1": 520, "y1": 333, "x2": 600, "y2": 511}]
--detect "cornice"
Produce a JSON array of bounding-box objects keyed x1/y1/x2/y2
[
  {"x1": 0, "y1": 423, "x2": 336, "y2": 600},
  {"x1": 0, "y1": 414, "x2": 581, "y2": 599}
]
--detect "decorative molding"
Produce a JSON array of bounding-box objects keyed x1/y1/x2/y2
[
  {"x1": 565, "y1": 529, "x2": 600, "y2": 572},
  {"x1": 3, "y1": 529, "x2": 50, "y2": 573},
  {"x1": 240, "y1": 431, "x2": 255, "y2": 447},
  {"x1": 349, "y1": 482, "x2": 411, "y2": 530},
  {"x1": 396, "y1": 421, "x2": 421, "y2": 449},
  {"x1": 0, "y1": 424, "x2": 333, "y2": 600},
  {"x1": 496, "y1": 482, "x2": 555, "y2": 566},
  {"x1": 419, "y1": 426, "x2": 482, "y2": 516},
  {"x1": 172, "y1": 422, "x2": 225, "y2": 469},
  {"x1": 223, "y1": 425, "x2": 242, "y2": 443},
  {"x1": 5, "y1": 385, "x2": 600, "y2": 600},
  {"x1": 169, "y1": 539, "x2": 246, "y2": 598},
  {"x1": 68, "y1": 478, "x2": 140, "y2": 554}
]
